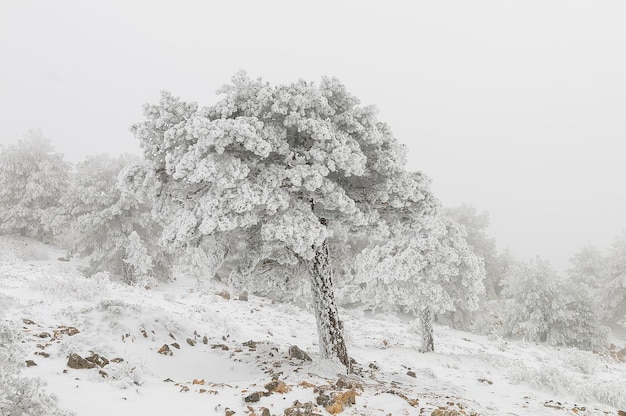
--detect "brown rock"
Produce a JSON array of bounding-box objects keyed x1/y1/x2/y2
[
  {"x1": 158, "y1": 344, "x2": 173, "y2": 356},
  {"x1": 259, "y1": 407, "x2": 270, "y2": 416},
  {"x1": 22, "y1": 319, "x2": 36, "y2": 325},
  {"x1": 618, "y1": 411, "x2": 626, "y2": 416},
  {"x1": 36, "y1": 332, "x2": 51, "y2": 338},
  {"x1": 284, "y1": 400, "x2": 321, "y2": 416},
  {"x1": 288, "y1": 345, "x2": 312, "y2": 361},
  {"x1": 217, "y1": 290, "x2": 231, "y2": 300},
  {"x1": 265, "y1": 380, "x2": 290, "y2": 394},
  {"x1": 171, "y1": 342, "x2": 180, "y2": 349},
  {"x1": 35, "y1": 351, "x2": 50, "y2": 358},
  {"x1": 25, "y1": 360, "x2": 37, "y2": 367},
  {"x1": 67, "y1": 353, "x2": 96, "y2": 369},
  {"x1": 203, "y1": 335, "x2": 208, "y2": 344},
  {"x1": 325, "y1": 390, "x2": 358, "y2": 414},
  {"x1": 238, "y1": 291, "x2": 249, "y2": 301},
  {"x1": 335, "y1": 376, "x2": 362, "y2": 391},
  {"x1": 407, "y1": 370, "x2": 416, "y2": 378},
  {"x1": 85, "y1": 353, "x2": 109, "y2": 368},
  {"x1": 225, "y1": 409, "x2": 236, "y2": 416},
  {"x1": 186, "y1": 338, "x2": 196, "y2": 347}
]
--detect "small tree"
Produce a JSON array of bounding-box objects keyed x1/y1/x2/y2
[
  {"x1": 602, "y1": 232, "x2": 626, "y2": 327},
  {"x1": 351, "y1": 215, "x2": 484, "y2": 352},
  {"x1": 122, "y1": 72, "x2": 436, "y2": 371},
  {"x1": 502, "y1": 257, "x2": 607, "y2": 350},
  {"x1": 0, "y1": 130, "x2": 69, "y2": 239},
  {"x1": 54, "y1": 154, "x2": 169, "y2": 281}
]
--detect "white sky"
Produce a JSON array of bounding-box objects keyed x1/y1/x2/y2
[{"x1": 1, "y1": 0, "x2": 625, "y2": 273}]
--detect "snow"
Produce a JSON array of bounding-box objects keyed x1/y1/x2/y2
[{"x1": 2, "y1": 236, "x2": 626, "y2": 416}]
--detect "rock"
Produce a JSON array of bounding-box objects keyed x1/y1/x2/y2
[
  {"x1": 407, "y1": 370, "x2": 416, "y2": 378},
  {"x1": 171, "y1": 342, "x2": 180, "y2": 349},
  {"x1": 284, "y1": 400, "x2": 321, "y2": 416},
  {"x1": 25, "y1": 360, "x2": 37, "y2": 367},
  {"x1": 67, "y1": 353, "x2": 96, "y2": 369},
  {"x1": 85, "y1": 353, "x2": 109, "y2": 368},
  {"x1": 158, "y1": 344, "x2": 173, "y2": 356},
  {"x1": 22, "y1": 319, "x2": 36, "y2": 325},
  {"x1": 478, "y1": 378, "x2": 493, "y2": 385},
  {"x1": 259, "y1": 407, "x2": 270, "y2": 416},
  {"x1": 368, "y1": 361, "x2": 379, "y2": 370},
  {"x1": 243, "y1": 340, "x2": 258, "y2": 350},
  {"x1": 35, "y1": 351, "x2": 50, "y2": 358},
  {"x1": 211, "y1": 344, "x2": 230, "y2": 351},
  {"x1": 57, "y1": 256, "x2": 70, "y2": 262},
  {"x1": 244, "y1": 391, "x2": 262, "y2": 403},
  {"x1": 36, "y1": 332, "x2": 51, "y2": 338},
  {"x1": 203, "y1": 335, "x2": 208, "y2": 344},
  {"x1": 265, "y1": 380, "x2": 290, "y2": 394},
  {"x1": 335, "y1": 376, "x2": 362, "y2": 391},
  {"x1": 618, "y1": 411, "x2": 626, "y2": 416},
  {"x1": 217, "y1": 290, "x2": 231, "y2": 300},
  {"x1": 288, "y1": 345, "x2": 312, "y2": 361},
  {"x1": 325, "y1": 390, "x2": 358, "y2": 414},
  {"x1": 110, "y1": 357, "x2": 124, "y2": 363},
  {"x1": 225, "y1": 408, "x2": 236, "y2": 416},
  {"x1": 238, "y1": 291, "x2": 249, "y2": 301},
  {"x1": 186, "y1": 338, "x2": 196, "y2": 347}
]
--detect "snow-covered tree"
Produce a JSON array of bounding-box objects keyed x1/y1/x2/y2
[
  {"x1": 602, "y1": 232, "x2": 626, "y2": 327},
  {"x1": 445, "y1": 205, "x2": 503, "y2": 300},
  {"x1": 0, "y1": 129, "x2": 69, "y2": 239},
  {"x1": 502, "y1": 257, "x2": 607, "y2": 350},
  {"x1": 567, "y1": 244, "x2": 605, "y2": 291},
  {"x1": 351, "y1": 215, "x2": 485, "y2": 352},
  {"x1": 121, "y1": 72, "x2": 437, "y2": 371},
  {"x1": 53, "y1": 154, "x2": 170, "y2": 281}
]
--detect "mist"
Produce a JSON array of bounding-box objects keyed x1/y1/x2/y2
[{"x1": 2, "y1": 0, "x2": 626, "y2": 272}]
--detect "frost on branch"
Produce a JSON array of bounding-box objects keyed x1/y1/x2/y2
[{"x1": 123, "y1": 72, "x2": 437, "y2": 370}]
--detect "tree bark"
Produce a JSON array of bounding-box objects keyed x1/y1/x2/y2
[
  {"x1": 308, "y1": 237, "x2": 352, "y2": 373},
  {"x1": 420, "y1": 306, "x2": 434, "y2": 352}
]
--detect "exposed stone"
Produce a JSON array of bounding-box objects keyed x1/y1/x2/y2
[
  {"x1": 259, "y1": 407, "x2": 270, "y2": 416},
  {"x1": 335, "y1": 376, "x2": 362, "y2": 391},
  {"x1": 478, "y1": 378, "x2": 493, "y2": 385},
  {"x1": 171, "y1": 342, "x2": 180, "y2": 349},
  {"x1": 217, "y1": 290, "x2": 231, "y2": 300},
  {"x1": 158, "y1": 344, "x2": 173, "y2": 356},
  {"x1": 284, "y1": 400, "x2": 321, "y2": 416},
  {"x1": 244, "y1": 391, "x2": 262, "y2": 403},
  {"x1": 35, "y1": 351, "x2": 50, "y2": 358},
  {"x1": 407, "y1": 370, "x2": 416, "y2": 378},
  {"x1": 67, "y1": 353, "x2": 96, "y2": 369},
  {"x1": 238, "y1": 291, "x2": 249, "y2": 301},
  {"x1": 243, "y1": 340, "x2": 258, "y2": 350},
  {"x1": 225, "y1": 408, "x2": 236, "y2": 416},
  {"x1": 325, "y1": 390, "x2": 358, "y2": 414},
  {"x1": 288, "y1": 345, "x2": 312, "y2": 361},
  {"x1": 211, "y1": 344, "x2": 230, "y2": 351},
  {"x1": 36, "y1": 332, "x2": 51, "y2": 338},
  {"x1": 25, "y1": 360, "x2": 37, "y2": 367},
  {"x1": 110, "y1": 357, "x2": 124, "y2": 363},
  {"x1": 85, "y1": 353, "x2": 109, "y2": 368},
  {"x1": 22, "y1": 319, "x2": 36, "y2": 325},
  {"x1": 186, "y1": 338, "x2": 196, "y2": 346},
  {"x1": 203, "y1": 335, "x2": 208, "y2": 344},
  {"x1": 265, "y1": 380, "x2": 290, "y2": 394}
]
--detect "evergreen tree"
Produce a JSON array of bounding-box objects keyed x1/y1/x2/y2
[
  {"x1": 121, "y1": 72, "x2": 437, "y2": 371},
  {"x1": 0, "y1": 129, "x2": 69, "y2": 239}
]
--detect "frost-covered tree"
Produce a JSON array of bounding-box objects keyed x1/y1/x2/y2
[
  {"x1": 121, "y1": 72, "x2": 436, "y2": 371},
  {"x1": 567, "y1": 244, "x2": 605, "y2": 291},
  {"x1": 52, "y1": 154, "x2": 170, "y2": 281},
  {"x1": 0, "y1": 129, "x2": 69, "y2": 239},
  {"x1": 351, "y1": 215, "x2": 484, "y2": 352},
  {"x1": 445, "y1": 205, "x2": 503, "y2": 300},
  {"x1": 502, "y1": 257, "x2": 607, "y2": 350},
  {"x1": 602, "y1": 232, "x2": 626, "y2": 327}
]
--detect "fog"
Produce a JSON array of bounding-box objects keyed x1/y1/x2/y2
[{"x1": 2, "y1": 0, "x2": 625, "y2": 272}]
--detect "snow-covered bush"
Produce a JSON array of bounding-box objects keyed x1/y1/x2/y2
[
  {"x1": 0, "y1": 325, "x2": 75, "y2": 416},
  {"x1": 27, "y1": 270, "x2": 110, "y2": 301}
]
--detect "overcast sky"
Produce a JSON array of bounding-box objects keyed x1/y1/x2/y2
[{"x1": 1, "y1": 0, "x2": 625, "y2": 273}]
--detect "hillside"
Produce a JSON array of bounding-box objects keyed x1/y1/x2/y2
[{"x1": 1, "y1": 236, "x2": 625, "y2": 416}]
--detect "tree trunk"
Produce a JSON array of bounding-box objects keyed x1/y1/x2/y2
[
  {"x1": 308, "y1": 238, "x2": 352, "y2": 373},
  {"x1": 420, "y1": 306, "x2": 434, "y2": 352}
]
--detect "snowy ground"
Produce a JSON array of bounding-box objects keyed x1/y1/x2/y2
[{"x1": 1, "y1": 236, "x2": 626, "y2": 416}]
